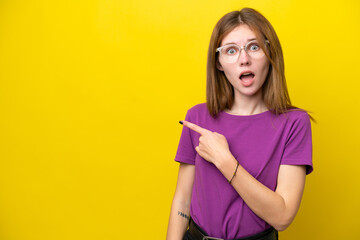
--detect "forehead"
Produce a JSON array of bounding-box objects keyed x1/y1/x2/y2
[{"x1": 221, "y1": 24, "x2": 257, "y2": 45}]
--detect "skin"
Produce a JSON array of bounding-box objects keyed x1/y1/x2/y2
[
  {"x1": 217, "y1": 24, "x2": 270, "y2": 115},
  {"x1": 166, "y1": 163, "x2": 195, "y2": 240},
  {"x1": 166, "y1": 24, "x2": 307, "y2": 239}
]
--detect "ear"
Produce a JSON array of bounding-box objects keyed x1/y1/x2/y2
[{"x1": 216, "y1": 61, "x2": 224, "y2": 71}]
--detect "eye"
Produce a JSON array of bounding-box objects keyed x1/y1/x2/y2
[
  {"x1": 227, "y1": 48, "x2": 236, "y2": 54},
  {"x1": 248, "y1": 42, "x2": 260, "y2": 52},
  {"x1": 223, "y1": 46, "x2": 238, "y2": 55}
]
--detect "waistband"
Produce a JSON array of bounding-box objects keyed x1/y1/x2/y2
[{"x1": 188, "y1": 219, "x2": 278, "y2": 240}]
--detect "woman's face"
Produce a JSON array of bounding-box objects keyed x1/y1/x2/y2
[{"x1": 217, "y1": 24, "x2": 270, "y2": 99}]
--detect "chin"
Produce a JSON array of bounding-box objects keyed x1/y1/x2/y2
[{"x1": 239, "y1": 88, "x2": 262, "y2": 97}]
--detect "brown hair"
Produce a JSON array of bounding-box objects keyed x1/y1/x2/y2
[{"x1": 206, "y1": 8, "x2": 315, "y2": 122}]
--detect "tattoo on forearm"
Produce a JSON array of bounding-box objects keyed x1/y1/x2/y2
[{"x1": 178, "y1": 211, "x2": 190, "y2": 220}]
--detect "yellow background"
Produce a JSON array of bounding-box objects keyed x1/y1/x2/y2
[{"x1": 0, "y1": 0, "x2": 359, "y2": 239}]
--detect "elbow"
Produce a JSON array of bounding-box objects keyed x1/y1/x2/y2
[
  {"x1": 272, "y1": 217, "x2": 293, "y2": 232},
  {"x1": 172, "y1": 194, "x2": 191, "y2": 210},
  {"x1": 274, "y1": 224, "x2": 289, "y2": 232}
]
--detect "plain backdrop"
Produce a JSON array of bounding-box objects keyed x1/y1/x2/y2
[{"x1": 0, "y1": 0, "x2": 359, "y2": 239}]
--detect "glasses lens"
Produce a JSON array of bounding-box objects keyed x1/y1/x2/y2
[
  {"x1": 245, "y1": 41, "x2": 265, "y2": 59},
  {"x1": 220, "y1": 45, "x2": 240, "y2": 63}
]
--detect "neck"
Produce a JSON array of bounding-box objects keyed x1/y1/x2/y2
[{"x1": 226, "y1": 91, "x2": 268, "y2": 115}]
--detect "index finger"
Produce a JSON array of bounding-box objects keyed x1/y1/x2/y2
[{"x1": 181, "y1": 120, "x2": 211, "y2": 135}]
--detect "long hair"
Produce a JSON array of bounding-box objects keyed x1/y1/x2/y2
[{"x1": 206, "y1": 8, "x2": 315, "y2": 122}]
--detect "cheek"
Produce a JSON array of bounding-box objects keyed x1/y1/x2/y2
[
  {"x1": 221, "y1": 63, "x2": 237, "y2": 77},
  {"x1": 257, "y1": 59, "x2": 270, "y2": 79}
]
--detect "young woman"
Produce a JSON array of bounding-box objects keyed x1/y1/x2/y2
[{"x1": 167, "y1": 8, "x2": 313, "y2": 240}]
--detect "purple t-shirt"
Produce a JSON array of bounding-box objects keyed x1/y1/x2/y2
[{"x1": 175, "y1": 103, "x2": 313, "y2": 239}]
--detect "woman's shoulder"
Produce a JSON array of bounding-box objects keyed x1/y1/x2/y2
[
  {"x1": 187, "y1": 102, "x2": 208, "y2": 114},
  {"x1": 184, "y1": 103, "x2": 210, "y2": 121},
  {"x1": 277, "y1": 107, "x2": 311, "y2": 126},
  {"x1": 284, "y1": 108, "x2": 310, "y2": 119}
]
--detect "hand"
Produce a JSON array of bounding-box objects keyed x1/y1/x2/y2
[{"x1": 181, "y1": 120, "x2": 233, "y2": 167}]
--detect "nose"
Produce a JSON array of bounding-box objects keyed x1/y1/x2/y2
[{"x1": 238, "y1": 49, "x2": 251, "y2": 66}]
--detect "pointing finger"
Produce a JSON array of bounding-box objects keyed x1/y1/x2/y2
[{"x1": 180, "y1": 120, "x2": 211, "y2": 135}]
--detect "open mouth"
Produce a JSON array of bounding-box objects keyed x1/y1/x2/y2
[{"x1": 239, "y1": 72, "x2": 255, "y2": 81}]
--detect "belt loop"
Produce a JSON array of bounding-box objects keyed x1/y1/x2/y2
[{"x1": 202, "y1": 237, "x2": 224, "y2": 240}]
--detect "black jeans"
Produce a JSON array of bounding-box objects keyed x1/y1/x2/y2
[
  {"x1": 183, "y1": 230, "x2": 194, "y2": 240},
  {"x1": 183, "y1": 227, "x2": 278, "y2": 240}
]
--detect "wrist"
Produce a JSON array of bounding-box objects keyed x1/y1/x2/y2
[
  {"x1": 215, "y1": 153, "x2": 236, "y2": 171},
  {"x1": 215, "y1": 154, "x2": 240, "y2": 183},
  {"x1": 228, "y1": 161, "x2": 239, "y2": 184}
]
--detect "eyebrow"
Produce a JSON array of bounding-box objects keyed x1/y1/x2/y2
[{"x1": 222, "y1": 38, "x2": 257, "y2": 46}]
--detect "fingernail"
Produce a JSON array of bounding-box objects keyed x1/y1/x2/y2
[{"x1": 179, "y1": 121, "x2": 183, "y2": 125}]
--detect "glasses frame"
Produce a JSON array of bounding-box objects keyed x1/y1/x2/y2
[{"x1": 216, "y1": 39, "x2": 270, "y2": 61}]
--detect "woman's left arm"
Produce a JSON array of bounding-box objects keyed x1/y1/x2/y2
[
  {"x1": 219, "y1": 158, "x2": 306, "y2": 231},
  {"x1": 181, "y1": 120, "x2": 307, "y2": 231}
]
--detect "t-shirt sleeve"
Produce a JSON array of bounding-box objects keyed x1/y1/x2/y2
[
  {"x1": 281, "y1": 113, "x2": 313, "y2": 174},
  {"x1": 174, "y1": 110, "x2": 196, "y2": 165}
]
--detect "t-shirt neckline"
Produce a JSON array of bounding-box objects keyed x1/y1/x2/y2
[{"x1": 220, "y1": 109, "x2": 271, "y2": 120}]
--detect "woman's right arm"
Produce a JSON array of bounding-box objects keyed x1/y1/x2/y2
[{"x1": 166, "y1": 162, "x2": 195, "y2": 240}]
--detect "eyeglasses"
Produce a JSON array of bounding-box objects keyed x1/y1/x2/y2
[{"x1": 216, "y1": 40, "x2": 269, "y2": 63}]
